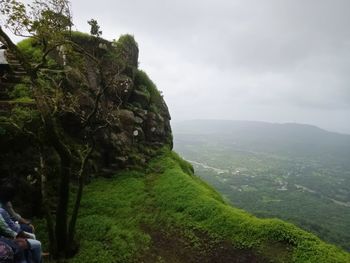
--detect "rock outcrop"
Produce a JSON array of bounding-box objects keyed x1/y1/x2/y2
[{"x1": 0, "y1": 33, "x2": 172, "y2": 189}]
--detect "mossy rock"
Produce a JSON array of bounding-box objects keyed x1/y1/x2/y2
[
  {"x1": 113, "y1": 34, "x2": 139, "y2": 68},
  {"x1": 130, "y1": 86, "x2": 151, "y2": 109},
  {"x1": 115, "y1": 109, "x2": 135, "y2": 133}
]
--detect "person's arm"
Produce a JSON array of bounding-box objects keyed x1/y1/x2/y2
[
  {"x1": 4, "y1": 202, "x2": 32, "y2": 226},
  {"x1": 0, "y1": 214, "x2": 17, "y2": 239},
  {"x1": 3, "y1": 202, "x2": 21, "y2": 222},
  {"x1": 0, "y1": 208, "x2": 21, "y2": 234}
]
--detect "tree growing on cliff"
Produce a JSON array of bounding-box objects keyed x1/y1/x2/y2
[
  {"x1": 88, "y1": 19, "x2": 102, "y2": 37},
  {"x1": 0, "y1": 0, "x2": 123, "y2": 259}
]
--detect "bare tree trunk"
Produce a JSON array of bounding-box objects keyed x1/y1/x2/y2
[
  {"x1": 39, "y1": 150, "x2": 57, "y2": 256},
  {"x1": 43, "y1": 119, "x2": 72, "y2": 257},
  {"x1": 56, "y1": 157, "x2": 71, "y2": 256},
  {"x1": 67, "y1": 145, "x2": 94, "y2": 251}
]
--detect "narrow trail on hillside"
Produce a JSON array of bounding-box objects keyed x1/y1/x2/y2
[{"x1": 138, "y1": 169, "x2": 266, "y2": 263}]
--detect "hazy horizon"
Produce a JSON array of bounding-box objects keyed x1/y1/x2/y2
[{"x1": 172, "y1": 118, "x2": 350, "y2": 136}]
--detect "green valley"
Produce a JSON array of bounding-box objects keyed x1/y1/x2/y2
[{"x1": 173, "y1": 120, "x2": 350, "y2": 251}]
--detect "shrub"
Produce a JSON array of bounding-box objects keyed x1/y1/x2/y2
[
  {"x1": 17, "y1": 38, "x2": 43, "y2": 63},
  {"x1": 113, "y1": 34, "x2": 139, "y2": 68},
  {"x1": 10, "y1": 84, "x2": 32, "y2": 99},
  {"x1": 135, "y1": 70, "x2": 163, "y2": 112}
]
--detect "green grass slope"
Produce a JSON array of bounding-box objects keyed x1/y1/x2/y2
[{"x1": 63, "y1": 149, "x2": 350, "y2": 262}]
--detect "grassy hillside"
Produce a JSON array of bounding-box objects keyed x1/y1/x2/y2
[{"x1": 40, "y1": 149, "x2": 350, "y2": 262}]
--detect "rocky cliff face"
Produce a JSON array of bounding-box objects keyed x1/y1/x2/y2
[
  {"x1": 0, "y1": 33, "x2": 172, "y2": 198},
  {"x1": 65, "y1": 34, "x2": 173, "y2": 172}
]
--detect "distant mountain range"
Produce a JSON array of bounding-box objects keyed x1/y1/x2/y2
[
  {"x1": 173, "y1": 119, "x2": 349, "y2": 137},
  {"x1": 173, "y1": 120, "x2": 350, "y2": 167}
]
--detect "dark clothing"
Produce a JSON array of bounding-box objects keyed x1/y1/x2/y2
[
  {"x1": 0, "y1": 208, "x2": 21, "y2": 238},
  {"x1": 0, "y1": 239, "x2": 13, "y2": 263},
  {"x1": 20, "y1": 224, "x2": 33, "y2": 234},
  {"x1": 0, "y1": 237, "x2": 24, "y2": 263},
  {"x1": 2, "y1": 202, "x2": 22, "y2": 222}
]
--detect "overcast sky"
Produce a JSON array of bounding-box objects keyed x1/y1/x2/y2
[{"x1": 9, "y1": 0, "x2": 350, "y2": 133}]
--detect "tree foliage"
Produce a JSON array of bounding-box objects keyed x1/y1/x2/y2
[
  {"x1": 0, "y1": 0, "x2": 123, "y2": 260},
  {"x1": 87, "y1": 19, "x2": 102, "y2": 38},
  {"x1": 1, "y1": 0, "x2": 72, "y2": 42}
]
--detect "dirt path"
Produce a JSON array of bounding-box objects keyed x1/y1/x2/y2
[{"x1": 139, "y1": 171, "x2": 267, "y2": 263}]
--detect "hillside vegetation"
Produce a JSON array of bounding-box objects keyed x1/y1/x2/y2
[
  {"x1": 36, "y1": 149, "x2": 350, "y2": 262},
  {"x1": 173, "y1": 120, "x2": 350, "y2": 250}
]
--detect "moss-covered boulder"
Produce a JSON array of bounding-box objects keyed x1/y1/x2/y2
[{"x1": 130, "y1": 85, "x2": 151, "y2": 109}]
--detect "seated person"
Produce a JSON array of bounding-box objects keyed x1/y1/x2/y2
[
  {"x1": 0, "y1": 183, "x2": 34, "y2": 235},
  {"x1": 0, "y1": 209, "x2": 42, "y2": 263},
  {"x1": 2, "y1": 202, "x2": 34, "y2": 235}
]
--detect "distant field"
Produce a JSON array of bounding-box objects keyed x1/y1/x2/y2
[{"x1": 173, "y1": 120, "x2": 350, "y2": 251}]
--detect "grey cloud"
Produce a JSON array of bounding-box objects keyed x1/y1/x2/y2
[{"x1": 70, "y1": 0, "x2": 350, "y2": 133}]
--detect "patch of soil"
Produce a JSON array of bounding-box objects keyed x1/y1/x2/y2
[{"x1": 139, "y1": 225, "x2": 269, "y2": 263}]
